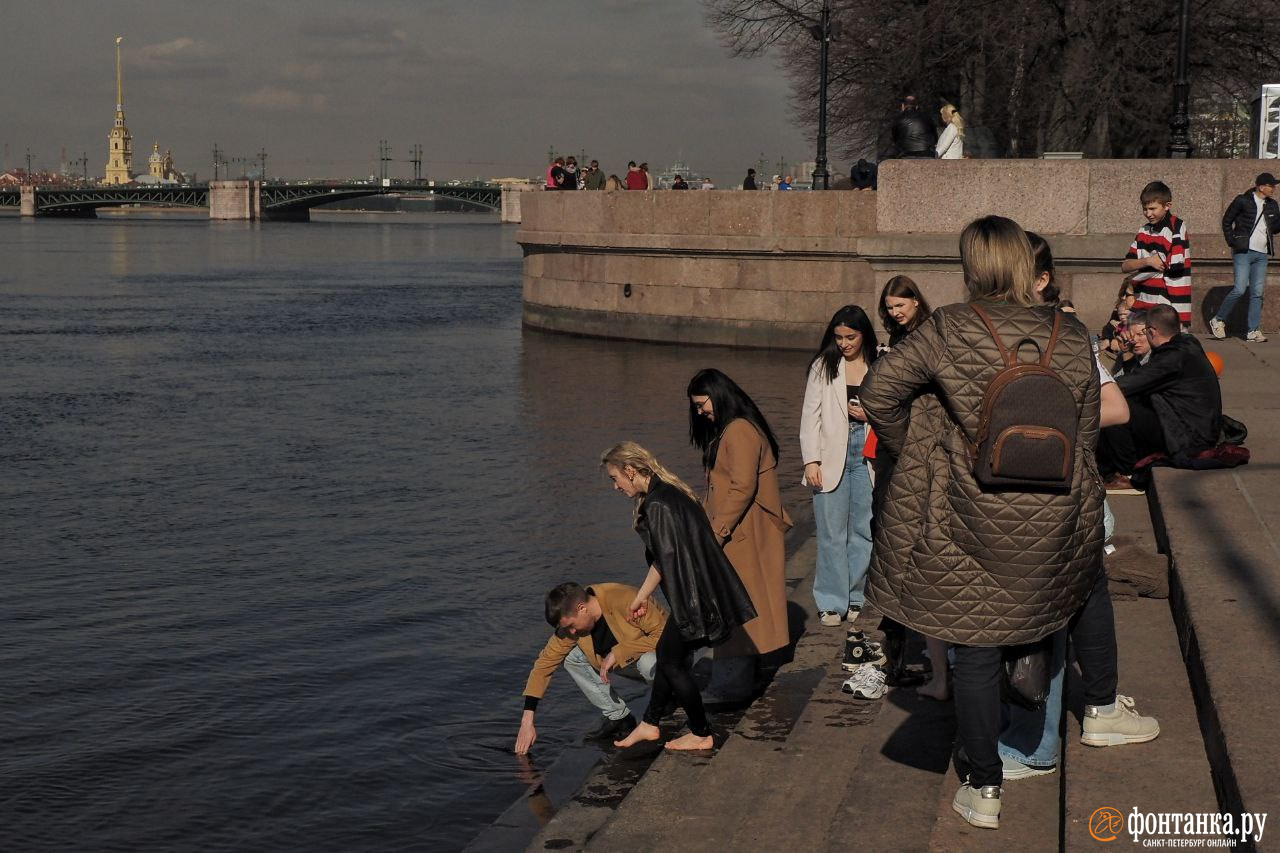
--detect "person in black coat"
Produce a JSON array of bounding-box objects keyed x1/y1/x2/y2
[
  {"x1": 891, "y1": 95, "x2": 937, "y2": 159},
  {"x1": 850, "y1": 158, "x2": 878, "y2": 190},
  {"x1": 1098, "y1": 304, "x2": 1222, "y2": 490},
  {"x1": 1210, "y1": 172, "x2": 1280, "y2": 342},
  {"x1": 601, "y1": 441, "x2": 757, "y2": 751}
]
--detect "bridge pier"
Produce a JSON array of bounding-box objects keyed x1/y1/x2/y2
[
  {"x1": 209, "y1": 180, "x2": 263, "y2": 220},
  {"x1": 500, "y1": 184, "x2": 536, "y2": 224},
  {"x1": 20, "y1": 186, "x2": 35, "y2": 217}
]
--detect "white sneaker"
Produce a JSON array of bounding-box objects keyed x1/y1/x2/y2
[
  {"x1": 841, "y1": 663, "x2": 886, "y2": 699},
  {"x1": 1209, "y1": 317, "x2": 1226, "y2": 339},
  {"x1": 1247, "y1": 329, "x2": 1268, "y2": 343},
  {"x1": 1081, "y1": 694, "x2": 1160, "y2": 747},
  {"x1": 819, "y1": 610, "x2": 842, "y2": 627},
  {"x1": 952, "y1": 783, "x2": 1001, "y2": 829}
]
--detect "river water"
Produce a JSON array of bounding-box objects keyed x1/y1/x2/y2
[{"x1": 1, "y1": 211, "x2": 814, "y2": 851}]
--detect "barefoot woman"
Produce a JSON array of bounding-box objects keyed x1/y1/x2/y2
[{"x1": 601, "y1": 442, "x2": 757, "y2": 751}]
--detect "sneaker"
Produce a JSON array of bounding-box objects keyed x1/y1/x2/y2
[
  {"x1": 585, "y1": 713, "x2": 636, "y2": 742},
  {"x1": 845, "y1": 605, "x2": 862, "y2": 624},
  {"x1": 1247, "y1": 329, "x2": 1268, "y2": 343},
  {"x1": 841, "y1": 663, "x2": 886, "y2": 699},
  {"x1": 1001, "y1": 754, "x2": 1057, "y2": 781},
  {"x1": 819, "y1": 610, "x2": 843, "y2": 627},
  {"x1": 1209, "y1": 317, "x2": 1226, "y2": 339},
  {"x1": 1081, "y1": 694, "x2": 1160, "y2": 747},
  {"x1": 952, "y1": 783, "x2": 1001, "y2": 830},
  {"x1": 841, "y1": 632, "x2": 887, "y2": 670},
  {"x1": 1104, "y1": 474, "x2": 1144, "y2": 496}
]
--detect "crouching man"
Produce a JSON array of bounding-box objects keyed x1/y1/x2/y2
[{"x1": 514, "y1": 582, "x2": 667, "y2": 754}]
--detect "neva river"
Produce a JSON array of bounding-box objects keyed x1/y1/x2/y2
[{"x1": 1, "y1": 210, "x2": 811, "y2": 851}]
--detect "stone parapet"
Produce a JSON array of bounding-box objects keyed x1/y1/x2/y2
[{"x1": 521, "y1": 162, "x2": 1280, "y2": 349}]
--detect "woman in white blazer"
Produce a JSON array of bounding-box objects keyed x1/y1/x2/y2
[
  {"x1": 936, "y1": 104, "x2": 965, "y2": 160},
  {"x1": 800, "y1": 305, "x2": 880, "y2": 627}
]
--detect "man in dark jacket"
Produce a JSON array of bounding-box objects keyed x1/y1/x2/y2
[
  {"x1": 1099, "y1": 305, "x2": 1222, "y2": 493},
  {"x1": 850, "y1": 158, "x2": 878, "y2": 190},
  {"x1": 1210, "y1": 172, "x2": 1280, "y2": 343},
  {"x1": 891, "y1": 95, "x2": 937, "y2": 158}
]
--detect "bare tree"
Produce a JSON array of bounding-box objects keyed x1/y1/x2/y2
[{"x1": 703, "y1": 0, "x2": 1280, "y2": 158}]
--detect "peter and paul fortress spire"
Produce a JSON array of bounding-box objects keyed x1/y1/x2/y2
[{"x1": 104, "y1": 36, "x2": 134, "y2": 185}]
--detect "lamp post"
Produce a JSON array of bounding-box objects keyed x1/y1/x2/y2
[
  {"x1": 809, "y1": 0, "x2": 832, "y2": 189},
  {"x1": 1167, "y1": 0, "x2": 1193, "y2": 158}
]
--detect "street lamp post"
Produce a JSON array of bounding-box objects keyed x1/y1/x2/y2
[
  {"x1": 810, "y1": 0, "x2": 832, "y2": 189},
  {"x1": 1167, "y1": 0, "x2": 1193, "y2": 158}
]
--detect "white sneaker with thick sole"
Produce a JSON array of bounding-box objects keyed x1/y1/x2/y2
[
  {"x1": 952, "y1": 783, "x2": 1001, "y2": 829},
  {"x1": 1209, "y1": 317, "x2": 1226, "y2": 339},
  {"x1": 1247, "y1": 329, "x2": 1269, "y2": 343},
  {"x1": 1081, "y1": 694, "x2": 1160, "y2": 747},
  {"x1": 818, "y1": 610, "x2": 842, "y2": 627},
  {"x1": 840, "y1": 663, "x2": 886, "y2": 699}
]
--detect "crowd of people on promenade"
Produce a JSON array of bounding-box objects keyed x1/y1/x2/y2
[{"x1": 511, "y1": 168, "x2": 1268, "y2": 829}]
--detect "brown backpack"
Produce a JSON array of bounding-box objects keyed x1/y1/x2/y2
[{"x1": 966, "y1": 304, "x2": 1078, "y2": 490}]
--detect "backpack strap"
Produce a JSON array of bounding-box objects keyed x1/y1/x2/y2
[{"x1": 970, "y1": 303, "x2": 1061, "y2": 367}]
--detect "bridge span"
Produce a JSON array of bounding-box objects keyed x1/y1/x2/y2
[{"x1": 0, "y1": 180, "x2": 502, "y2": 221}]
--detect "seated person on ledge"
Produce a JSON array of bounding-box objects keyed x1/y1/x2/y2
[
  {"x1": 1112, "y1": 309, "x2": 1152, "y2": 377},
  {"x1": 1098, "y1": 304, "x2": 1222, "y2": 493},
  {"x1": 514, "y1": 582, "x2": 667, "y2": 754}
]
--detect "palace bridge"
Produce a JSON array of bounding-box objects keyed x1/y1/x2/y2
[{"x1": 0, "y1": 181, "x2": 503, "y2": 221}]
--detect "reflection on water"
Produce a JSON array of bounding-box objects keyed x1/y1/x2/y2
[{"x1": 1, "y1": 212, "x2": 835, "y2": 852}]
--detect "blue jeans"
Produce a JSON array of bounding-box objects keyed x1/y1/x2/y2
[
  {"x1": 1217, "y1": 250, "x2": 1268, "y2": 332},
  {"x1": 812, "y1": 422, "x2": 873, "y2": 613},
  {"x1": 998, "y1": 629, "x2": 1067, "y2": 768},
  {"x1": 563, "y1": 646, "x2": 657, "y2": 721}
]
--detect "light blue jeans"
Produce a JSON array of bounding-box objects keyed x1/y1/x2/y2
[
  {"x1": 563, "y1": 646, "x2": 657, "y2": 720},
  {"x1": 812, "y1": 422, "x2": 873, "y2": 614},
  {"x1": 999, "y1": 629, "x2": 1067, "y2": 768},
  {"x1": 1216, "y1": 250, "x2": 1268, "y2": 332}
]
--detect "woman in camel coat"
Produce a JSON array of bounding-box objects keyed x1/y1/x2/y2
[{"x1": 688, "y1": 369, "x2": 792, "y2": 658}]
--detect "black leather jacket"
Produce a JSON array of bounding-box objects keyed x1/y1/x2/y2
[
  {"x1": 892, "y1": 108, "x2": 938, "y2": 158},
  {"x1": 1116, "y1": 333, "x2": 1221, "y2": 460},
  {"x1": 1222, "y1": 189, "x2": 1280, "y2": 254},
  {"x1": 634, "y1": 477, "x2": 757, "y2": 645}
]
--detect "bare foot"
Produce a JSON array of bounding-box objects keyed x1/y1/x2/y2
[
  {"x1": 664, "y1": 732, "x2": 714, "y2": 751},
  {"x1": 614, "y1": 721, "x2": 661, "y2": 748},
  {"x1": 916, "y1": 677, "x2": 950, "y2": 701}
]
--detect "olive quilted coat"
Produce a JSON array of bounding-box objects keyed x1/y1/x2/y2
[{"x1": 860, "y1": 302, "x2": 1105, "y2": 646}]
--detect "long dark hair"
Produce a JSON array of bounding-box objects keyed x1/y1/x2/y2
[
  {"x1": 808, "y1": 305, "x2": 878, "y2": 384},
  {"x1": 1026, "y1": 231, "x2": 1060, "y2": 305},
  {"x1": 878, "y1": 275, "x2": 932, "y2": 344},
  {"x1": 686, "y1": 368, "x2": 780, "y2": 470}
]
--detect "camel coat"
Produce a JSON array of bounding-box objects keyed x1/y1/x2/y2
[{"x1": 704, "y1": 419, "x2": 794, "y2": 655}]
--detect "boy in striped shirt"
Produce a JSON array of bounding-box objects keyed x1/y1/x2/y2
[{"x1": 1121, "y1": 181, "x2": 1192, "y2": 331}]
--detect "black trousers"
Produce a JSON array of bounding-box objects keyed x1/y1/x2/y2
[
  {"x1": 953, "y1": 568, "x2": 1119, "y2": 788},
  {"x1": 1097, "y1": 398, "x2": 1167, "y2": 477},
  {"x1": 643, "y1": 625, "x2": 711, "y2": 737}
]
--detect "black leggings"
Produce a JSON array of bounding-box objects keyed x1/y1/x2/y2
[
  {"x1": 953, "y1": 568, "x2": 1118, "y2": 788},
  {"x1": 643, "y1": 625, "x2": 711, "y2": 737}
]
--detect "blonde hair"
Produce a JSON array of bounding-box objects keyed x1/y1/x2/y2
[
  {"x1": 941, "y1": 104, "x2": 966, "y2": 137},
  {"x1": 959, "y1": 216, "x2": 1038, "y2": 306},
  {"x1": 600, "y1": 441, "x2": 698, "y2": 503}
]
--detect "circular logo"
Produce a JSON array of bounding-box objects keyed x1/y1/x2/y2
[{"x1": 1090, "y1": 807, "x2": 1124, "y2": 842}]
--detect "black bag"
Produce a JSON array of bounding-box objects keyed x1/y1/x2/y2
[
  {"x1": 968, "y1": 305, "x2": 1078, "y2": 490},
  {"x1": 1001, "y1": 639, "x2": 1052, "y2": 710}
]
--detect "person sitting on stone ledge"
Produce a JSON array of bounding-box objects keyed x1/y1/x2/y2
[
  {"x1": 514, "y1": 582, "x2": 667, "y2": 754},
  {"x1": 1112, "y1": 309, "x2": 1151, "y2": 377},
  {"x1": 1098, "y1": 304, "x2": 1222, "y2": 495}
]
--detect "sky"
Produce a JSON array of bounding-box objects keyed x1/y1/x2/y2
[{"x1": 2, "y1": 0, "x2": 815, "y2": 185}]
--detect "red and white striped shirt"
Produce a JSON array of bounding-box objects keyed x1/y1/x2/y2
[{"x1": 1126, "y1": 213, "x2": 1191, "y2": 325}]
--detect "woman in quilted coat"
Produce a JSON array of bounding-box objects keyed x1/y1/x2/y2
[{"x1": 860, "y1": 216, "x2": 1159, "y2": 831}]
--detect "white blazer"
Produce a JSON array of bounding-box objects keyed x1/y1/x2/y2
[
  {"x1": 936, "y1": 124, "x2": 963, "y2": 159},
  {"x1": 799, "y1": 358, "x2": 859, "y2": 493}
]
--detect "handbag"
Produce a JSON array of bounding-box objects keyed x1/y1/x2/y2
[{"x1": 1001, "y1": 638, "x2": 1052, "y2": 710}]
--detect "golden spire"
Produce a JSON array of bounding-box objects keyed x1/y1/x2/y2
[{"x1": 115, "y1": 36, "x2": 123, "y2": 112}]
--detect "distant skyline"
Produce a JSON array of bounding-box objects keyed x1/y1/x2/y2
[{"x1": 1, "y1": 0, "x2": 819, "y2": 185}]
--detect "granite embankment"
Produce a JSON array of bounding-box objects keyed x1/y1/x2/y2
[{"x1": 519, "y1": 160, "x2": 1280, "y2": 349}]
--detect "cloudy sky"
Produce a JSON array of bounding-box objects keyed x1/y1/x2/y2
[{"x1": 2, "y1": 0, "x2": 815, "y2": 185}]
